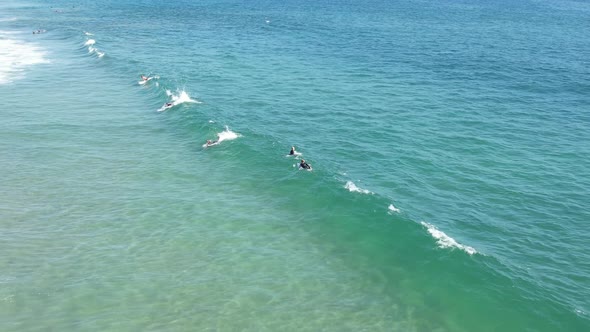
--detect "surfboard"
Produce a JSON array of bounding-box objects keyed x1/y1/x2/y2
[
  {"x1": 157, "y1": 103, "x2": 174, "y2": 112},
  {"x1": 138, "y1": 77, "x2": 153, "y2": 85}
]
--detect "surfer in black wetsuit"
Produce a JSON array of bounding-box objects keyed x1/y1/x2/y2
[
  {"x1": 289, "y1": 146, "x2": 296, "y2": 155},
  {"x1": 300, "y1": 159, "x2": 311, "y2": 170}
]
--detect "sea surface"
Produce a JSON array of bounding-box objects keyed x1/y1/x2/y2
[{"x1": 1, "y1": 0, "x2": 589, "y2": 331}]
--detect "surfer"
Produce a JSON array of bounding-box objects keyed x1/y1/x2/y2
[
  {"x1": 289, "y1": 146, "x2": 296, "y2": 155},
  {"x1": 165, "y1": 102, "x2": 173, "y2": 107},
  {"x1": 141, "y1": 75, "x2": 149, "y2": 81},
  {"x1": 299, "y1": 159, "x2": 312, "y2": 170}
]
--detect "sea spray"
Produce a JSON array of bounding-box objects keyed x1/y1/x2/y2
[
  {"x1": 203, "y1": 126, "x2": 240, "y2": 147},
  {"x1": 158, "y1": 89, "x2": 200, "y2": 112}
]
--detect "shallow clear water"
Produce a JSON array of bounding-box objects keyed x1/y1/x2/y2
[{"x1": 1, "y1": 0, "x2": 589, "y2": 330}]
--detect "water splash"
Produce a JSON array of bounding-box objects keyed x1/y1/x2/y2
[
  {"x1": 158, "y1": 89, "x2": 200, "y2": 112},
  {"x1": 203, "y1": 126, "x2": 240, "y2": 147}
]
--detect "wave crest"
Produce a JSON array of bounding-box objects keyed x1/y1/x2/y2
[
  {"x1": 345, "y1": 181, "x2": 373, "y2": 194},
  {"x1": 421, "y1": 222, "x2": 477, "y2": 255},
  {"x1": 388, "y1": 204, "x2": 400, "y2": 213}
]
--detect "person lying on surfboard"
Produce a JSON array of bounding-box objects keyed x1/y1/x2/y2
[{"x1": 299, "y1": 159, "x2": 311, "y2": 170}]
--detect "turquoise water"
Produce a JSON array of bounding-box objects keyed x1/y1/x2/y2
[{"x1": 1, "y1": 0, "x2": 589, "y2": 330}]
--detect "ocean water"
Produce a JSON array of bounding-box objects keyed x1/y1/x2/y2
[{"x1": 1, "y1": 0, "x2": 589, "y2": 330}]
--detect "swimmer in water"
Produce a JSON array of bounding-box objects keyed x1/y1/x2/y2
[
  {"x1": 299, "y1": 159, "x2": 311, "y2": 170},
  {"x1": 289, "y1": 146, "x2": 296, "y2": 155},
  {"x1": 141, "y1": 75, "x2": 149, "y2": 81}
]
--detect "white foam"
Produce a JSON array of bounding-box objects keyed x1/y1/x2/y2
[
  {"x1": 0, "y1": 33, "x2": 49, "y2": 84},
  {"x1": 388, "y1": 204, "x2": 400, "y2": 213},
  {"x1": 84, "y1": 31, "x2": 93, "y2": 36},
  {"x1": 158, "y1": 89, "x2": 201, "y2": 112},
  {"x1": 217, "y1": 126, "x2": 240, "y2": 142},
  {"x1": 421, "y1": 222, "x2": 477, "y2": 255},
  {"x1": 345, "y1": 181, "x2": 373, "y2": 194},
  {"x1": 202, "y1": 126, "x2": 240, "y2": 147},
  {"x1": 84, "y1": 39, "x2": 105, "y2": 57}
]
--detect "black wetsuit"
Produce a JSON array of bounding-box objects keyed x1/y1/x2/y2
[
  {"x1": 290, "y1": 150, "x2": 295, "y2": 155},
  {"x1": 300, "y1": 162, "x2": 311, "y2": 169}
]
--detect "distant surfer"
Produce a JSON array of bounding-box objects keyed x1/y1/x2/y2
[
  {"x1": 157, "y1": 102, "x2": 174, "y2": 112},
  {"x1": 139, "y1": 75, "x2": 158, "y2": 85},
  {"x1": 205, "y1": 139, "x2": 218, "y2": 147},
  {"x1": 299, "y1": 159, "x2": 312, "y2": 170},
  {"x1": 289, "y1": 146, "x2": 296, "y2": 155}
]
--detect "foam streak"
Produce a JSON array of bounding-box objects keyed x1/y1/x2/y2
[{"x1": 421, "y1": 222, "x2": 477, "y2": 255}]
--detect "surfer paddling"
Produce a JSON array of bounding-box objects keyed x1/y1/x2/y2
[
  {"x1": 299, "y1": 159, "x2": 312, "y2": 170},
  {"x1": 204, "y1": 138, "x2": 219, "y2": 148}
]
